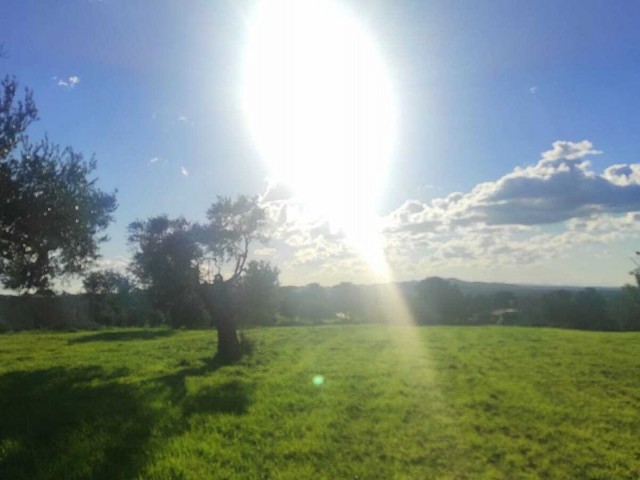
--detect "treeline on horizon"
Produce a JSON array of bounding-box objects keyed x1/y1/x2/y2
[{"x1": 2, "y1": 276, "x2": 639, "y2": 332}]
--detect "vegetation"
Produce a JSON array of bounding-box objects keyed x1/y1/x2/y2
[
  {"x1": 277, "y1": 278, "x2": 640, "y2": 331},
  {"x1": 2, "y1": 275, "x2": 640, "y2": 332},
  {"x1": 83, "y1": 270, "x2": 133, "y2": 296},
  {"x1": 236, "y1": 260, "x2": 280, "y2": 327},
  {"x1": 0, "y1": 326, "x2": 639, "y2": 479},
  {"x1": 127, "y1": 196, "x2": 270, "y2": 361},
  {"x1": 0, "y1": 76, "x2": 117, "y2": 293},
  {"x1": 127, "y1": 216, "x2": 205, "y2": 328}
]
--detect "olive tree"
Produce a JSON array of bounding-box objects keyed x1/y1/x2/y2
[
  {"x1": 0, "y1": 76, "x2": 117, "y2": 293},
  {"x1": 128, "y1": 197, "x2": 269, "y2": 361},
  {"x1": 195, "y1": 196, "x2": 268, "y2": 362}
]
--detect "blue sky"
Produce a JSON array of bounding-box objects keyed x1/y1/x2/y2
[{"x1": 2, "y1": 0, "x2": 640, "y2": 287}]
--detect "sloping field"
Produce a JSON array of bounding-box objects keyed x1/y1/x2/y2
[{"x1": 0, "y1": 326, "x2": 639, "y2": 479}]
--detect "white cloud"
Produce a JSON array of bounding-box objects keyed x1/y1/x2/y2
[
  {"x1": 254, "y1": 247, "x2": 277, "y2": 256},
  {"x1": 260, "y1": 179, "x2": 295, "y2": 203},
  {"x1": 55, "y1": 75, "x2": 81, "y2": 89},
  {"x1": 93, "y1": 256, "x2": 130, "y2": 275},
  {"x1": 148, "y1": 156, "x2": 169, "y2": 166},
  {"x1": 386, "y1": 141, "x2": 640, "y2": 231},
  {"x1": 257, "y1": 180, "x2": 357, "y2": 272},
  {"x1": 602, "y1": 164, "x2": 640, "y2": 186},
  {"x1": 177, "y1": 115, "x2": 188, "y2": 122},
  {"x1": 380, "y1": 141, "x2": 640, "y2": 274},
  {"x1": 181, "y1": 166, "x2": 189, "y2": 176},
  {"x1": 258, "y1": 143, "x2": 640, "y2": 284}
]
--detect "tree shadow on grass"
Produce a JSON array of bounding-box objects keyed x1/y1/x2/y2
[
  {"x1": 0, "y1": 366, "x2": 157, "y2": 480},
  {"x1": 155, "y1": 358, "x2": 254, "y2": 418},
  {"x1": 183, "y1": 380, "x2": 252, "y2": 416},
  {"x1": 68, "y1": 329, "x2": 176, "y2": 344}
]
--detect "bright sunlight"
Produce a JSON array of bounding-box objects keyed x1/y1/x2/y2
[{"x1": 242, "y1": 0, "x2": 397, "y2": 272}]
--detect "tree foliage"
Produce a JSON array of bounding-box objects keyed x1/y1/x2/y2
[
  {"x1": 127, "y1": 197, "x2": 269, "y2": 359},
  {"x1": 127, "y1": 216, "x2": 207, "y2": 327},
  {"x1": 0, "y1": 76, "x2": 117, "y2": 293},
  {"x1": 609, "y1": 285, "x2": 640, "y2": 331},
  {"x1": 82, "y1": 269, "x2": 134, "y2": 327},
  {"x1": 128, "y1": 216, "x2": 201, "y2": 291},
  {"x1": 195, "y1": 195, "x2": 267, "y2": 283},
  {"x1": 236, "y1": 260, "x2": 280, "y2": 326},
  {"x1": 83, "y1": 269, "x2": 132, "y2": 296},
  {"x1": 196, "y1": 196, "x2": 268, "y2": 361},
  {"x1": 414, "y1": 277, "x2": 466, "y2": 324}
]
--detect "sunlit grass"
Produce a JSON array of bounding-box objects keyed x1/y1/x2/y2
[{"x1": 0, "y1": 326, "x2": 639, "y2": 479}]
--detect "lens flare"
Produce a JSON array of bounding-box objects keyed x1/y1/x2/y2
[
  {"x1": 242, "y1": 0, "x2": 397, "y2": 273},
  {"x1": 242, "y1": 2, "x2": 425, "y2": 355}
]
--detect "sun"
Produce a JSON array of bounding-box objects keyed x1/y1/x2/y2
[{"x1": 242, "y1": 0, "x2": 397, "y2": 271}]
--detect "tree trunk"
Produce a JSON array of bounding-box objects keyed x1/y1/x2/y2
[
  {"x1": 216, "y1": 315, "x2": 240, "y2": 363},
  {"x1": 197, "y1": 276, "x2": 242, "y2": 363},
  {"x1": 201, "y1": 277, "x2": 241, "y2": 363}
]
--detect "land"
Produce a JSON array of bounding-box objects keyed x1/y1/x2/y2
[{"x1": 0, "y1": 325, "x2": 639, "y2": 479}]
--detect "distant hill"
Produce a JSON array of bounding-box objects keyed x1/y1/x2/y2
[
  {"x1": 319, "y1": 277, "x2": 621, "y2": 298},
  {"x1": 436, "y1": 278, "x2": 619, "y2": 297}
]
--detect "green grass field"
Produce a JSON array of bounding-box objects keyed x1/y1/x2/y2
[{"x1": 0, "y1": 326, "x2": 639, "y2": 479}]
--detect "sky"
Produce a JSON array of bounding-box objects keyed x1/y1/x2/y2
[{"x1": 2, "y1": 0, "x2": 640, "y2": 288}]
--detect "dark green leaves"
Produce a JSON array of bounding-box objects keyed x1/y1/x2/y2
[{"x1": 0, "y1": 77, "x2": 117, "y2": 293}]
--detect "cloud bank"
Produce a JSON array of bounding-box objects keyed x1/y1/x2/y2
[
  {"x1": 259, "y1": 141, "x2": 640, "y2": 284},
  {"x1": 387, "y1": 141, "x2": 640, "y2": 232}
]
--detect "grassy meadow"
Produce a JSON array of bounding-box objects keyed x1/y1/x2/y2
[{"x1": 0, "y1": 325, "x2": 639, "y2": 479}]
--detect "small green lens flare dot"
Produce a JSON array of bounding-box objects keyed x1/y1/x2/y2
[{"x1": 312, "y1": 375, "x2": 325, "y2": 386}]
